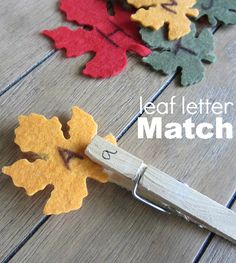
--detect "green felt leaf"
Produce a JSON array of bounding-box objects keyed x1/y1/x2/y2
[
  {"x1": 195, "y1": 0, "x2": 236, "y2": 26},
  {"x1": 141, "y1": 25, "x2": 216, "y2": 86}
]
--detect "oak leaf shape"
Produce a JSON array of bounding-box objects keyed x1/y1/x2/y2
[
  {"x1": 127, "y1": 0, "x2": 199, "y2": 40},
  {"x1": 141, "y1": 25, "x2": 216, "y2": 86},
  {"x1": 43, "y1": 0, "x2": 151, "y2": 78},
  {"x1": 2, "y1": 107, "x2": 116, "y2": 215}
]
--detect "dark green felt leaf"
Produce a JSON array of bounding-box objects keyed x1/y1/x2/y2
[
  {"x1": 141, "y1": 26, "x2": 216, "y2": 86},
  {"x1": 195, "y1": 0, "x2": 236, "y2": 26}
]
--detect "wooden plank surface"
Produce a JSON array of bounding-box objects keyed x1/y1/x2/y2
[
  {"x1": 8, "y1": 26, "x2": 236, "y2": 263},
  {"x1": 199, "y1": 202, "x2": 236, "y2": 263},
  {"x1": 86, "y1": 136, "x2": 236, "y2": 244},
  {"x1": 0, "y1": 0, "x2": 62, "y2": 90},
  {"x1": 0, "y1": 49, "x2": 168, "y2": 259},
  {"x1": 0, "y1": 0, "x2": 160, "y2": 92}
]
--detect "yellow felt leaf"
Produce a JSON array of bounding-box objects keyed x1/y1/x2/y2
[
  {"x1": 127, "y1": 0, "x2": 199, "y2": 40},
  {"x1": 2, "y1": 107, "x2": 116, "y2": 215}
]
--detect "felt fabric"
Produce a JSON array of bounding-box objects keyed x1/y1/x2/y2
[
  {"x1": 127, "y1": 0, "x2": 199, "y2": 40},
  {"x1": 141, "y1": 25, "x2": 216, "y2": 86},
  {"x1": 2, "y1": 107, "x2": 116, "y2": 215},
  {"x1": 195, "y1": 0, "x2": 236, "y2": 26},
  {"x1": 43, "y1": 0, "x2": 151, "y2": 78}
]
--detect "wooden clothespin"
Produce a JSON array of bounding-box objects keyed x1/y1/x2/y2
[{"x1": 86, "y1": 136, "x2": 236, "y2": 244}]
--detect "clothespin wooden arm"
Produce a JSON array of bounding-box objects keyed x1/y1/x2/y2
[{"x1": 85, "y1": 136, "x2": 236, "y2": 244}]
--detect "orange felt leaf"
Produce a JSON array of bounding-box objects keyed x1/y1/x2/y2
[
  {"x1": 127, "y1": 0, "x2": 199, "y2": 40},
  {"x1": 2, "y1": 107, "x2": 116, "y2": 215}
]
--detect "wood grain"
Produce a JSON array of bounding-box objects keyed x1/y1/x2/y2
[
  {"x1": 199, "y1": 203, "x2": 236, "y2": 263},
  {"x1": 10, "y1": 26, "x2": 236, "y2": 263},
  {"x1": 0, "y1": 0, "x2": 163, "y2": 92},
  {"x1": 141, "y1": 166, "x2": 236, "y2": 244},
  {"x1": 87, "y1": 136, "x2": 236, "y2": 244},
  {"x1": 0, "y1": 0, "x2": 61, "y2": 89},
  {"x1": 0, "y1": 49, "x2": 167, "y2": 259},
  {"x1": 86, "y1": 135, "x2": 145, "y2": 189}
]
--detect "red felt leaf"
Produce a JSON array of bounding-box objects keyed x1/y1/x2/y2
[{"x1": 43, "y1": 0, "x2": 151, "y2": 78}]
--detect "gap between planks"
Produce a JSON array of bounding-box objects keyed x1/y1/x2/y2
[
  {"x1": 0, "y1": 24, "x2": 231, "y2": 263},
  {"x1": 0, "y1": 50, "x2": 56, "y2": 97},
  {"x1": 193, "y1": 191, "x2": 236, "y2": 263},
  {"x1": 0, "y1": 24, "x2": 219, "y2": 99},
  {"x1": 0, "y1": 68, "x2": 175, "y2": 263}
]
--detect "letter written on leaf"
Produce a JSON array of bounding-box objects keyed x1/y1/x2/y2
[
  {"x1": 161, "y1": 0, "x2": 178, "y2": 14},
  {"x1": 141, "y1": 25, "x2": 216, "y2": 86},
  {"x1": 2, "y1": 107, "x2": 116, "y2": 215},
  {"x1": 127, "y1": 0, "x2": 199, "y2": 40},
  {"x1": 195, "y1": 0, "x2": 236, "y2": 26},
  {"x1": 43, "y1": 0, "x2": 151, "y2": 78}
]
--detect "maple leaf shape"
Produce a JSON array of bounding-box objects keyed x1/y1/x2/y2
[
  {"x1": 195, "y1": 0, "x2": 236, "y2": 26},
  {"x1": 2, "y1": 107, "x2": 116, "y2": 215},
  {"x1": 43, "y1": 0, "x2": 151, "y2": 78},
  {"x1": 127, "y1": 0, "x2": 199, "y2": 40},
  {"x1": 141, "y1": 25, "x2": 216, "y2": 86}
]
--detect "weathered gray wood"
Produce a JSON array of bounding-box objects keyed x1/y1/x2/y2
[
  {"x1": 86, "y1": 136, "x2": 236, "y2": 244},
  {"x1": 199, "y1": 204, "x2": 236, "y2": 263},
  {"x1": 0, "y1": 48, "x2": 167, "y2": 259},
  {"x1": 10, "y1": 26, "x2": 236, "y2": 263},
  {"x1": 0, "y1": 0, "x2": 63, "y2": 89},
  {"x1": 141, "y1": 166, "x2": 236, "y2": 245},
  {"x1": 0, "y1": 0, "x2": 164, "y2": 92}
]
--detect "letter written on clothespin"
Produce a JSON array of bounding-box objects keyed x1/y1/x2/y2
[{"x1": 85, "y1": 136, "x2": 236, "y2": 245}]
